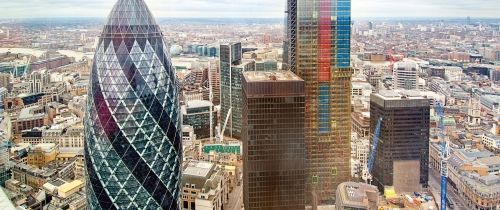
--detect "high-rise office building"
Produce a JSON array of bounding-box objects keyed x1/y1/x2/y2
[
  {"x1": 393, "y1": 61, "x2": 419, "y2": 90},
  {"x1": 242, "y1": 71, "x2": 306, "y2": 210},
  {"x1": 182, "y1": 100, "x2": 217, "y2": 139},
  {"x1": 370, "y1": 90, "x2": 430, "y2": 193},
  {"x1": 284, "y1": 0, "x2": 353, "y2": 203},
  {"x1": 220, "y1": 43, "x2": 255, "y2": 139},
  {"x1": 84, "y1": 0, "x2": 182, "y2": 209}
]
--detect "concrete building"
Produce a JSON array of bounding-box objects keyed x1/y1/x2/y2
[
  {"x1": 447, "y1": 149, "x2": 500, "y2": 210},
  {"x1": 468, "y1": 97, "x2": 482, "y2": 126},
  {"x1": 30, "y1": 56, "x2": 73, "y2": 72},
  {"x1": 27, "y1": 143, "x2": 58, "y2": 167},
  {"x1": 370, "y1": 90, "x2": 430, "y2": 193},
  {"x1": 30, "y1": 70, "x2": 49, "y2": 93},
  {"x1": 0, "y1": 87, "x2": 7, "y2": 108},
  {"x1": 181, "y1": 161, "x2": 228, "y2": 210},
  {"x1": 335, "y1": 182, "x2": 379, "y2": 210},
  {"x1": 242, "y1": 71, "x2": 306, "y2": 209},
  {"x1": 0, "y1": 73, "x2": 10, "y2": 88},
  {"x1": 352, "y1": 111, "x2": 370, "y2": 138},
  {"x1": 11, "y1": 162, "x2": 58, "y2": 189},
  {"x1": 481, "y1": 133, "x2": 500, "y2": 151},
  {"x1": 393, "y1": 61, "x2": 419, "y2": 90},
  {"x1": 11, "y1": 105, "x2": 56, "y2": 137},
  {"x1": 350, "y1": 136, "x2": 369, "y2": 178}
]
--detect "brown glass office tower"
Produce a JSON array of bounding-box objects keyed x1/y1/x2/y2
[
  {"x1": 242, "y1": 71, "x2": 306, "y2": 210},
  {"x1": 370, "y1": 90, "x2": 430, "y2": 193},
  {"x1": 284, "y1": 0, "x2": 353, "y2": 204}
]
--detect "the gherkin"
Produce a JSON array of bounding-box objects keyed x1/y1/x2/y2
[{"x1": 84, "y1": 0, "x2": 182, "y2": 209}]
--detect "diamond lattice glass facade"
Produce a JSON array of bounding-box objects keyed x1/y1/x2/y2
[
  {"x1": 284, "y1": 0, "x2": 353, "y2": 204},
  {"x1": 84, "y1": 0, "x2": 182, "y2": 209}
]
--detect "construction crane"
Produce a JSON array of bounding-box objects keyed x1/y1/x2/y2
[
  {"x1": 219, "y1": 107, "x2": 232, "y2": 143},
  {"x1": 362, "y1": 117, "x2": 383, "y2": 184},
  {"x1": 435, "y1": 102, "x2": 450, "y2": 210}
]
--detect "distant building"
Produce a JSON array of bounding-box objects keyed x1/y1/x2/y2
[
  {"x1": 467, "y1": 98, "x2": 481, "y2": 125},
  {"x1": 30, "y1": 70, "x2": 49, "y2": 93},
  {"x1": 254, "y1": 59, "x2": 278, "y2": 71},
  {"x1": 209, "y1": 59, "x2": 221, "y2": 105},
  {"x1": 481, "y1": 133, "x2": 500, "y2": 151},
  {"x1": 335, "y1": 182, "x2": 379, "y2": 210},
  {"x1": 448, "y1": 51, "x2": 470, "y2": 62},
  {"x1": 393, "y1": 61, "x2": 419, "y2": 90},
  {"x1": 352, "y1": 111, "x2": 370, "y2": 138},
  {"x1": 0, "y1": 140, "x2": 10, "y2": 186},
  {"x1": 0, "y1": 87, "x2": 7, "y2": 109},
  {"x1": 480, "y1": 95, "x2": 500, "y2": 114},
  {"x1": 181, "y1": 161, "x2": 228, "y2": 210},
  {"x1": 182, "y1": 100, "x2": 217, "y2": 139},
  {"x1": 11, "y1": 105, "x2": 56, "y2": 137},
  {"x1": 30, "y1": 56, "x2": 73, "y2": 72},
  {"x1": 350, "y1": 136, "x2": 369, "y2": 178},
  {"x1": 242, "y1": 71, "x2": 306, "y2": 209},
  {"x1": 370, "y1": 90, "x2": 430, "y2": 193},
  {"x1": 220, "y1": 42, "x2": 255, "y2": 139},
  {"x1": 0, "y1": 73, "x2": 10, "y2": 88}
]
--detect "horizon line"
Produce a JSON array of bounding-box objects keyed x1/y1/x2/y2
[{"x1": 1, "y1": 16, "x2": 500, "y2": 20}]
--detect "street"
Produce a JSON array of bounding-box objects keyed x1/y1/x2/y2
[
  {"x1": 226, "y1": 183, "x2": 243, "y2": 210},
  {"x1": 428, "y1": 167, "x2": 468, "y2": 210}
]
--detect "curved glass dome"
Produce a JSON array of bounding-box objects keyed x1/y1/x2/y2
[{"x1": 84, "y1": 0, "x2": 182, "y2": 209}]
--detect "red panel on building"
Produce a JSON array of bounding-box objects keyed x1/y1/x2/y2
[{"x1": 318, "y1": 0, "x2": 331, "y2": 82}]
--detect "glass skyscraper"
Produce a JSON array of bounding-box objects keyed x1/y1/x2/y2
[
  {"x1": 220, "y1": 43, "x2": 255, "y2": 139},
  {"x1": 284, "y1": 0, "x2": 353, "y2": 204},
  {"x1": 84, "y1": 0, "x2": 182, "y2": 209}
]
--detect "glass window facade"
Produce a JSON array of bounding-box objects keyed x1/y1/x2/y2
[
  {"x1": 220, "y1": 43, "x2": 254, "y2": 139},
  {"x1": 285, "y1": 0, "x2": 353, "y2": 204},
  {"x1": 242, "y1": 73, "x2": 306, "y2": 210},
  {"x1": 84, "y1": 0, "x2": 181, "y2": 209}
]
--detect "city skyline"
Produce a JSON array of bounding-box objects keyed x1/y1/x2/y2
[{"x1": 0, "y1": 0, "x2": 499, "y2": 19}]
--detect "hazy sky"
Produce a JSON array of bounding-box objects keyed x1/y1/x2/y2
[{"x1": 0, "y1": 0, "x2": 499, "y2": 19}]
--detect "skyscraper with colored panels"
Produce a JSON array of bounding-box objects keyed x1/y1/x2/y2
[
  {"x1": 84, "y1": 0, "x2": 182, "y2": 209},
  {"x1": 284, "y1": 0, "x2": 352, "y2": 204}
]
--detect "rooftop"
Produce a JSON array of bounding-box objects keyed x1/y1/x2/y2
[
  {"x1": 186, "y1": 100, "x2": 212, "y2": 109},
  {"x1": 18, "y1": 105, "x2": 46, "y2": 120},
  {"x1": 376, "y1": 89, "x2": 428, "y2": 100},
  {"x1": 243, "y1": 71, "x2": 302, "y2": 82},
  {"x1": 183, "y1": 161, "x2": 214, "y2": 178},
  {"x1": 337, "y1": 182, "x2": 379, "y2": 209},
  {"x1": 58, "y1": 180, "x2": 83, "y2": 195}
]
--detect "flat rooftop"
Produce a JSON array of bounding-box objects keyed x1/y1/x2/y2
[
  {"x1": 337, "y1": 182, "x2": 379, "y2": 208},
  {"x1": 243, "y1": 71, "x2": 302, "y2": 82},
  {"x1": 18, "y1": 105, "x2": 45, "y2": 120},
  {"x1": 183, "y1": 161, "x2": 214, "y2": 178},
  {"x1": 376, "y1": 89, "x2": 427, "y2": 100},
  {"x1": 186, "y1": 100, "x2": 212, "y2": 109}
]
